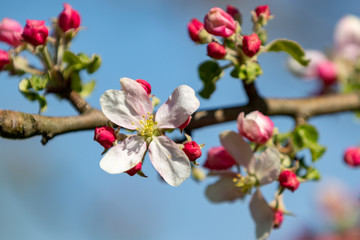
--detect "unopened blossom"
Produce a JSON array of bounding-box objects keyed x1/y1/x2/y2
[
  {"x1": 242, "y1": 33, "x2": 261, "y2": 57},
  {"x1": 273, "y1": 209, "x2": 284, "y2": 229},
  {"x1": 182, "y1": 141, "x2": 202, "y2": 161},
  {"x1": 334, "y1": 15, "x2": 360, "y2": 60},
  {"x1": 126, "y1": 162, "x2": 142, "y2": 176},
  {"x1": 344, "y1": 146, "x2": 360, "y2": 167},
  {"x1": 254, "y1": 5, "x2": 271, "y2": 20},
  {"x1": 58, "y1": 3, "x2": 81, "y2": 32},
  {"x1": 203, "y1": 146, "x2": 236, "y2": 170},
  {"x1": 204, "y1": 7, "x2": 236, "y2": 38},
  {"x1": 99, "y1": 78, "x2": 200, "y2": 186},
  {"x1": 94, "y1": 126, "x2": 117, "y2": 149},
  {"x1": 188, "y1": 18, "x2": 205, "y2": 43},
  {"x1": 226, "y1": 5, "x2": 241, "y2": 23},
  {"x1": 287, "y1": 50, "x2": 327, "y2": 79},
  {"x1": 279, "y1": 170, "x2": 300, "y2": 192},
  {"x1": 22, "y1": 20, "x2": 48, "y2": 46},
  {"x1": 207, "y1": 42, "x2": 226, "y2": 59},
  {"x1": 0, "y1": 18, "x2": 23, "y2": 47},
  {"x1": 135, "y1": 79, "x2": 151, "y2": 95},
  {"x1": 0, "y1": 50, "x2": 10, "y2": 70},
  {"x1": 316, "y1": 60, "x2": 338, "y2": 85},
  {"x1": 237, "y1": 111, "x2": 274, "y2": 144},
  {"x1": 178, "y1": 116, "x2": 191, "y2": 133}
]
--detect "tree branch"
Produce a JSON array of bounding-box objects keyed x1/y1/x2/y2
[{"x1": 1, "y1": 92, "x2": 360, "y2": 143}]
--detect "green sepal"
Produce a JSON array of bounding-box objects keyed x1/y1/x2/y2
[
  {"x1": 231, "y1": 62, "x2": 262, "y2": 83},
  {"x1": 198, "y1": 60, "x2": 224, "y2": 99},
  {"x1": 266, "y1": 39, "x2": 310, "y2": 66}
]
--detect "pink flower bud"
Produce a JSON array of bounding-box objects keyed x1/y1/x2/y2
[
  {"x1": 126, "y1": 162, "x2": 142, "y2": 176},
  {"x1": 204, "y1": 7, "x2": 236, "y2": 38},
  {"x1": 0, "y1": 18, "x2": 23, "y2": 47},
  {"x1": 203, "y1": 146, "x2": 236, "y2": 170},
  {"x1": 279, "y1": 170, "x2": 300, "y2": 192},
  {"x1": 188, "y1": 18, "x2": 204, "y2": 43},
  {"x1": 183, "y1": 141, "x2": 202, "y2": 161},
  {"x1": 0, "y1": 50, "x2": 10, "y2": 70},
  {"x1": 94, "y1": 126, "x2": 116, "y2": 149},
  {"x1": 178, "y1": 116, "x2": 191, "y2": 132},
  {"x1": 207, "y1": 42, "x2": 227, "y2": 59},
  {"x1": 316, "y1": 60, "x2": 337, "y2": 85},
  {"x1": 237, "y1": 111, "x2": 274, "y2": 144},
  {"x1": 58, "y1": 3, "x2": 81, "y2": 32},
  {"x1": 255, "y1": 5, "x2": 271, "y2": 20},
  {"x1": 226, "y1": 5, "x2": 241, "y2": 23},
  {"x1": 22, "y1": 20, "x2": 48, "y2": 46},
  {"x1": 135, "y1": 79, "x2": 152, "y2": 95},
  {"x1": 344, "y1": 147, "x2": 360, "y2": 167},
  {"x1": 273, "y1": 209, "x2": 284, "y2": 229},
  {"x1": 242, "y1": 33, "x2": 261, "y2": 57}
]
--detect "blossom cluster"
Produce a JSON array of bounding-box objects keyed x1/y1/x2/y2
[{"x1": 94, "y1": 78, "x2": 202, "y2": 187}]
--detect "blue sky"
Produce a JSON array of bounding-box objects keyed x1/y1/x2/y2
[{"x1": 0, "y1": 0, "x2": 360, "y2": 239}]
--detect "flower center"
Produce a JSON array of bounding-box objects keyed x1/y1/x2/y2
[{"x1": 134, "y1": 113, "x2": 160, "y2": 141}]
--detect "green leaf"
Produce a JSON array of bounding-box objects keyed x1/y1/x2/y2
[
  {"x1": 231, "y1": 62, "x2": 262, "y2": 83},
  {"x1": 63, "y1": 50, "x2": 81, "y2": 65},
  {"x1": 266, "y1": 39, "x2": 310, "y2": 66},
  {"x1": 18, "y1": 78, "x2": 47, "y2": 112},
  {"x1": 309, "y1": 143, "x2": 326, "y2": 162},
  {"x1": 305, "y1": 167, "x2": 321, "y2": 181},
  {"x1": 295, "y1": 124, "x2": 318, "y2": 143},
  {"x1": 70, "y1": 72, "x2": 82, "y2": 92},
  {"x1": 198, "y1": 61, "x2": 223, "y2": 99},
  {"x1": 79, "y1": 80, "x2": 96, "y2": 98},
  {"x1": 86, "y1": 54, "x2": 101, "y2": 74},
  {"x1": 29, "y1": 75, "x2": 48, "y2": 91}
]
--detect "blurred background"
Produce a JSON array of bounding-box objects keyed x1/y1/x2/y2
[{"x1": 0, "y1": 0, "x2": 359, "y2": 239}]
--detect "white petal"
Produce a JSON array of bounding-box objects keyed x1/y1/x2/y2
[
  {"x1": 206, "y1": 176, "x2": 244, "y2": 203},
  {"x1": 100, "y1": 89, "x2": 150, "y2": 129},
  {"x1": 220, "y1": 130, "x2": 253, "y2": 168},
  {"x1": 100, "y1": 135, "x2": 147, "y2": 174},
  {"x1": 155, "y1": 85, "x2": 200, "y2": 129},
  {"x1": 250, "y1": 189, "x2": 274, "y2": 240},
  {"x1": 148, "y1": 136, "x2": 191, "y2": 186},
  {"x1": 120, "y1": 77, "x2": 153, "y2": 114},
  {"x1": 287, "y1": 50, "x2": 327, "y2": 79},
  {"x1": 248, "y1": 147, "x2": 281, "y2": 186}
]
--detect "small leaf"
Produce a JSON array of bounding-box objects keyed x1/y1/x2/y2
[
  {"x1": 63, "y1": 50, "x2": 81, "y2": 65},
  {"x1": 70, "y1": 72, "x2": 82, "y2": 92},
  {"x1": 266, "y1": 39, "x2": 310, "y2": 66},
  {"x1": 309, "y1": 143, "x2": 326, "y2": 162},
  {"x1": 18, "y1": 78, "x2": 47, "y2": 112},
  {"x1": 305, "y1": 167, "x2": 321, "y2": 181},
  {"x1": 79, "y1": 80, "x2": 96, "y2": 98},
  {"x1": 86, "y1": 54, "x2": 101, "y2": 73},
  {"x1": 29, "y1": 75, "x2": 48, "y2": 91},
  {"x1": 250, "y1": 189, "x2": 274, "y2": 240},
  {"x1": 231, "y1": 62, "x2": 262, "y2": 83},
  {"x1": 198, "y1": 61, "x2": 224, "y2": 99}
]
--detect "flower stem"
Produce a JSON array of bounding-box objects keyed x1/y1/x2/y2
[{"x1": 40, "y1": 46, "x2": 53, "y2": 70}]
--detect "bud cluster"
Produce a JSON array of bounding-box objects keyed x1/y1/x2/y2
[{"x1": 188, "y1": 5, "x2": 272, "y2": 83}]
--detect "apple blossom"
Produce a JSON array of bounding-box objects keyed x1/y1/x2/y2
[
  {"x1": 99, "y1": 78, "x2": 200, "y2": 186},
  {"x1": 126, "y1": 162, "x2": 142, "y2": 176},
  {"x1": 22, "y1": 20, "x2": 48, "y2": 46},
  {"x1": 203, "y1": 146, "x2": 236, "y2": 170},
  {"x1": 242, "y1": 33, "x2": 261, "y2": 57},
  {"x1": 334, "y1": 15, "x2": 360, "y2": 60},
  {"x1": 237, "y1": 111, "x2": 274, "y2": 144},
  {"x1": 254, "y1": 5, "x2": 271, "y2": 20},
  {"x1": 316, "y1": 60, "x2": 338, "y2": 85},
  {"x1": 58, "y1": 3, "x2": 81, "y2": 32},
  {"x1": 204, "y1": 7, "x2": 236, "y2": 38},
  {"x1": 0, "y1": 18, "x2": 23, "y2": 47},
  {"x1": 273, "y1": 209, "x2": 284, "y2": 229},
  {"x1": 135, "y1": 79, "x2": 151, "y2": 95},
  {"x1": 226, "y1": 5, "x2": 241, "y2": 23},
  {"x1": 287, "y1": 50, "x2": 328, "y2": 79},
  {"x1": 188, "y1": 18, "x2": 205, "y2": 43},
  {"x1": 207, "y1": 42, "x2": 226, "y2": 59}
]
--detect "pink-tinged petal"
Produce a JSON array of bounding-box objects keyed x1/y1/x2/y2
[
  {"x1": 149, "y1": 136, "x2": 191, "y2": 186},
  {"x1": 120, "y1": 77, "x2": 153, "y2": 114},
  {"x1": 237, "y1": 112, "x2": 262, "y2": 142},
  {"x1": 100, "y1": 89, "x2": 146, "y2": 129},
  {"x1": 206, "y1": 176, "x2": 244, "y2": 203},
  {"x1": 287, "y1": 50, "x2": 327, "y2": 79},
  {"x1": 155, "y1": 85, "x2": 200, "y2": 129},
  {"x1": 100, "y1": 135, "x2": 147, "y2": 174},
  {"x1": 219, "y1": 130, "x2": 253, "y2": 168},
  {"x1": 250, "y1": 189, "x2": 274, "y2": 240},
  {"x1": 248, "y1": 147, "x2": 281, "y2": 186}
]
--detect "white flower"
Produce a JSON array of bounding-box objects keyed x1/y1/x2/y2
[{"x1": 99, "y1": 78, "x2": 200, "y2": 186}]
